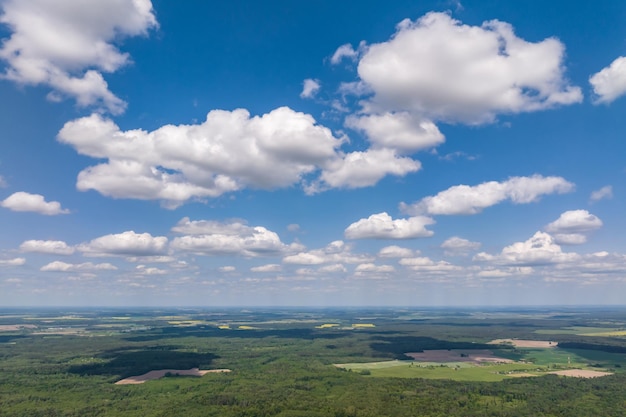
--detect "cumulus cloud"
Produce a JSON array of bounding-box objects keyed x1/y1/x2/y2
[
  {"x1": 345, "y1": 212, "x2": 434, "y2": 239},
  {"x1": 354, "y1": 12, "x2": 581, "y2": 124},
  {"x1": 319, "y1": 264, "x2": 347, "y2": 273},
  {"x1": 251, "y1": 264, "x2": 282, "y2": 273},
  {"x1": 135, "y1": 265, "x2": 166, "y2": 275},
  {"x1": 355, "y1": 263, "x2": 395, "y2": 273},
  {"x1": 474, "y1": 231, "x2": 580, "y2": 266},
  {"x1": 545, "y1": 210, "x2": 602, "y2": 245},
  {"x1": 399, "y1": 256, "x2": 460, "y2": 273},
  {"x1": 78, "y1": 231, "x2": 168, "y2": 257},
  {"x1": 441, "y1": 237, "x2": 481, "y2": 255},
  {"x1": 402, "y1": 175, "x2": 574, "y2": 216},
  {"x1": 283, "y1": 240, "x2": 373, "y2": 265},
  {"x1": 311, "y1": 148, "x2": 421, "y2": 193},
  {"x1": 378, "y1": 245, "x2": 415, "y2": 258},
  {"x1": 345, "y1": 112, "x2": 444, "y2": 153},
  {"x1": 0, "y1": 0, "x2": 157, "y2": 113},
  {"x1": 171, "y1": 218, "x2": 295, "y2": 257},
  {"x1": 590, "y1": 57, "x2": 626, "y2": 104},
  {"x1": 40, "y1": 261, "x2": 117, "y2": 272},
  {"x1": 1, "y1": 192, "x2": 70, "y2": 215},
  {"x1": 57, "y1": 108, "x2": 359, "y2": 207},
  {"x1": 300, "y1": 78, "x2": 320, "y2": 99},
  {"x1": 590, "y1": 185, "x2": 613, "y2": 202},
  {"x1": 219, "y1": 266, "x2": 236, "y2": 272},
  {"x1": 0, "y1": 258, "x2": 25, "y2": 266},
  {"x1": 19, "y1": 240, "x2": 74, "y2": 255}
]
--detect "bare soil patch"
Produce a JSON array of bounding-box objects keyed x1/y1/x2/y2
[
  {"x1": 115, "y1": 368, "x2": 231, "y2": 385},
  {"x1": 404, "y1": 349, "x2": 513, "y2": 364},
  {"x1": 489, "y1": 339, "x2": 556, "y2": 348},
  {"x1": 0, "y1": 324, "x2": 37, "y2": 331},
  {"x1": 548, "y1": 369, "x2": 613, "y2": 378}
]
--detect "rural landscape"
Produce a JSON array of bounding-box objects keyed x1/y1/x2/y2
[{"x1": 2, "y1": 306, "x2": 626, "y2": 416}]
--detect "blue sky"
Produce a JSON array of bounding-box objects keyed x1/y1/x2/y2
[{"x1": 1, "y1": 0, "x2": 626, "y2": 306}]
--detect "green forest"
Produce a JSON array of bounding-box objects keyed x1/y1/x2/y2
[{"x1": 1, "y1": 307, "x2": 626, "y2": 416}]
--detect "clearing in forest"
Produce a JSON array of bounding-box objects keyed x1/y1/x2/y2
[{"x1": 115, "y1": 368, "x2": 231, "y2": 385}]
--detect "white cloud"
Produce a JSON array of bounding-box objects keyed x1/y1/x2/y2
[
  {"x1": 590, "y1": 185, "x2": 613, "y2": 202},
  {"x1": 441, "y1": 237, "x2": 481, "y2": 255},
  {"x1": 345, "y1": 212, "x2": 434, "y2": 239},
  {"x1": 171, "y1": 219, "x2": 292, "y2": 257},
  {"x1": 0, "y1": 176, "x2": 6, "y2": 188},
  {"x1": 283, "y1": 241, "x2": 373, "y2": 265},
  {"x1": 0, "y1": 0, "x2": 157, "y2": 113},
  {"x1": 40, "y1": 261, "x2": 117, "y2": 272},
  {"x1": 135, "y1": 265, "x2": 166, "y2": 275},
  {"x1": 20, "y1": 240, "x2": 74, "y2": 255},
  {"x1": 345, "y1": 112, "x2": 444, "y2": 153},
  {"x1": 474, "y1": 231, "x2": 580, "y2": 266},
  {"x1": 355, "y1": 12, "x2": 582, "y2": 124},
  {"x1": 219, "y1": 266, "x2": 236, "y2": 272},
  {"x1": 590, "y1": 57, "x2": 626, "y2": 104},
  {"x1": 251, "y1": 264, "x2": 282, "y2": 273},
  {"x1": 319, "y1": 264, "x2": 347, "y2": 273},
  {"x1": 355, "y1": 263, "x2": 395, "y2": 273},
  {"x1": 0, "y1": 258, "x2": 25, "y2": 266},
  {"x1": 78, "y1": 231, "x2": 168, "y2": 257},
  {"x1": 1, "y1": 192, "x2": 70, "y2": 215},
  {"x1": 402, "y1": 175, "x2": 574, "y2": 216},
  {"x1": 399, "y1": 256, "x2": 460, "y2": 273},
  {"x1": 330, "y1": 42, "x2": 366, "y2": 65},
  {"x1": 378, "y1": 245, "x2": 415, "y2": 258},
  {"x1": 545, "y1": 210, "x2": 602, "y2": 245},
  {"x1": 311, "y1": 148, "x2": 421, "y2": 192},
  {"x1": 58, "y1": 108, "x2": 349, "y2": 207},
  {"x1": 300, "y1": 78, "x2": 321, "y2": 99}
]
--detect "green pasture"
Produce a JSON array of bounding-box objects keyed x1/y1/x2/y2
[
  {"x1": 535, "y1": 326, "x2": 625, "y2": 336},
  {"x1": 364, "y1": 362, "x2": 541, "y2": 382}
]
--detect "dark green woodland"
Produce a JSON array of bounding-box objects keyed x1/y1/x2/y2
[{"x1": 1, "y1": 307, "x2": 626, "y2": 416}]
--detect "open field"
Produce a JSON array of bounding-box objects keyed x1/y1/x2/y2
[
  {"x1": 405, "y1": 349, "x2": 514, "y2": 364},
  {"x1": 115, "y1": 368, "x2": 231, "y2": 384},
  {"x1": 548, "y1": 369, "x2": 613, "y2": 378},
  {"x1": 490, "y1": 339, "x2": 556, "y2": 348}
]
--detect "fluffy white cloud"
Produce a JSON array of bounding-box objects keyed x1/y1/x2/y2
[
  {"x1": 19, "y1": 240, "x2": 74, "y2": 255},
  {"x1": 441, "y1": 237, "x2": 481, "y2": 255},
  {"x1": 378, "y1": 245, "x2": 415, "y2": 258},
  {"x1": 474, "y1": 231, "x2": 580, "y2": 266},
  {"x1": 312, "y1": 148, "x2": 421, "y2": 192},
  {"x1": 300, "y1": 78, "x2": 321, "y2": 98},
  {"x1": 355, "y1": 12, "x2": 581, "y2": 124},
  {"x1": 251, "y1": 264, "x2": 282, "y2": 272},
  {"x1": 78, "y1": 231, "x2": 168, "y2": 257},
  {"x1": 1, "y1": 192, "x2": 69, "y2": 215},
  {"x1": 590, "y1": 57, "x2": 626, "y2": 104},
  {"x1": 135, "y1": 265, "x2": 166, "y2": 275},
  {"x1": 58, "y1": 108, "x2": 352, "y2": 207},
  {"x1": 545, "y1": 210, "x2": 602, "y2": 245},
  {"x1": 399, "y1": 256, "x2": 460, "y2": 273},
  {"x1": 590, "y1": 185, "x2": 613, "y2": 202},
  {"x1": 402, "y1": 175, "x2": 574, "y2": 216},
  {"x1": 345, "y1": 112, "x2": 444, "y2": 153},
  {"x1": 40, "y1": 261, "x2": 117, "y2": 272},
  {"x1": 0, "y1": 258, "x2": 25, "y2": 266},
  {"x1": 283, "y1": 241, "x2": 373, "y2": 265},
  {"x1": 171, "y1": 219, "x2": 293, "y2": 257},
  {"x1": 355, "y1": 263, "x2": 395, "y2": 273},
  {"x1": 0, "y1": 0, "x2": 157, "y2": 113},
  {"x1": 345, "y1": 212, "x2": 434, "y2": 239},
  {"x1": 318, "y1": 264, "x2": 347, "y2": 273}
]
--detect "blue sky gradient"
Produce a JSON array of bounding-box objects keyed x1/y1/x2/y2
[{"x1": 1, "y1": 0, "x2": 625, "y2": 306}]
